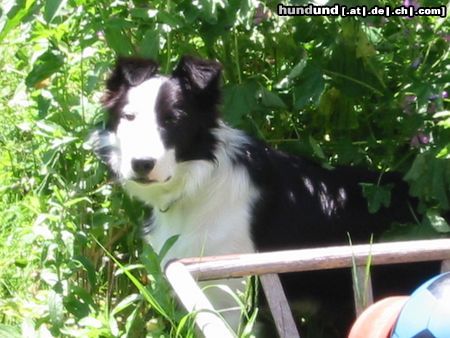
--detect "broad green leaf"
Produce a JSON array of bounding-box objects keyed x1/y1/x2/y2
[
  {"x1": 40, "y1": 269, "x2": 58, "y2": 287},
  {"x1": 222, "y1": 81, "x2": 259, "y2": 125},
  {"x1": 293, "y1": 65, "x2": 325, "y2": 109},
  {"x1": 327, "y1": 41, "x2": 382, "y2": 97},
  {"x1": 49, "y1": 291, "x2": 64, "y2": 329},
  {"x1": 308, "y1": 135, "x2": 326, "y2": 161},
  {"x1": 361, "y1": 183, "x2": 392, "y2": 214},
  {"x1": 197, "y1": 0, "x2": 227, "y2": 24},
  {"x1": 64, "y1": 289, "x2": 92, "y2": 319},
  {"x1": 104, "y1": 21, "x2": 134, "y2": 56},
  {"x1": 79, "y1": 317, "x2": 102, "y2": 328},
  {"x1": 25, "y1": 49, "x2": 64, "y2": 88},
  {"x1": 259, "y1": 87, "x2": 286, "y2": 109},
  {"x1": 405, "y1": 154, "x2": 426, "y2": 182},
  {"x1": 44, "y1": 0, "x2": 66, "y2": 23},
  {"x1": 288, "y1": 59, "x2": 307, "y2": 80},
  {"x1": 157, "y1": 11, "x2": 184, "y2": 28},
  {"x1": 425, "y1": 210, "x2": 450, "y2": 233},
  {"x1": 139, "y1": 29, "x2": 159, "y2": 59}
]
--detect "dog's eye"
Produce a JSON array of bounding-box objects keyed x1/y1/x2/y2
[{"x1": 121, "y1": 112, "x2": 135, "y2": 121}]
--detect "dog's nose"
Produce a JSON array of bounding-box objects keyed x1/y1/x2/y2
[{"x1": 131, "y1": 158, "x2": 156, "y2": 176}]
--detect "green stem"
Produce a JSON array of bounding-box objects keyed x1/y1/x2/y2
[
  {"x1": 165, "y1": 0, "x2": 172, "y2": 73},
  {"x1": 233, "y1": 29, "x2": 242, "y2": 84},
  {"x1": 323, "y1": 69, "x2": 384, "y2": 96}
]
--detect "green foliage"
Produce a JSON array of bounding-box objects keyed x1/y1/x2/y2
[{"x1": 0, "y1": 0, "x2": 449, "y2": 336}]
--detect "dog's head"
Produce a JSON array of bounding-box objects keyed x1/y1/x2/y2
[{"x1": 92, "y1": 56, "x2": 222, "y2": 200}]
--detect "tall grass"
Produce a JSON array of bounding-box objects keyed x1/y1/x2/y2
[{"x1": 1, "y1": 0, "x2": 449, "y2": 336}]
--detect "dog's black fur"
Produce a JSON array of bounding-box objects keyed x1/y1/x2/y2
[{"x1": 94, "y1": 56, "x2": 441, "y2": 336}]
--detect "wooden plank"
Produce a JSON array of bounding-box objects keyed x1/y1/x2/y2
[
  {"x1": 179, "y1": 239, "x2": 450, "y2": 281},
  {"x1": 260, "y1": 274, "x2": 300, "y2": 338},
  {"x1": 165, "y1": 261, "x2": 235, "y2": 338},
  {"x1": 441, "y1": 259, "x2": 450, "y2": 273},
  {"x1": 352, "y1": 266, "x2": 374, "y2": 316}
]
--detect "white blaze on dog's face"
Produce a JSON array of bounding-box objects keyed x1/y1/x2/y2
[
  {"x1": 93, "y1": 56, "x2": 222, "y2": 202},
  {"x1": 116, "y1": 77, "x2": 175, "y2": 184}
]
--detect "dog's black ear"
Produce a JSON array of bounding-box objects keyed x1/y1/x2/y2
[
  {"x1": 102, "y1": 57, "x2": 159, "y2": 108},
  {"x1": 108, "y1": 57, "x2": 159, "y2": 89},
  {"x1": 173, "y1": 56, "x2": 222, "y2": 93}
]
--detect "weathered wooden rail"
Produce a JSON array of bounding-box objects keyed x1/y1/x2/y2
[{"x1": 165, "y1": 239, "x2": 450, "y2": 338}]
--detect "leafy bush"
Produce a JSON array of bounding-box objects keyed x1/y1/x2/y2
[{"x1": 0, "y1": 0, "x2": 449, "y2": 337}]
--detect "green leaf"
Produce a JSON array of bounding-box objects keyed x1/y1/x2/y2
[
  {"x1": 40, "y1": 269, "x2": 58, "y2": 287},
  {"x1": 159, "y1": 235, "x2": 179, "y2": 261},
  {"x1": 25, "y1": 49, "x2": 64, "y2": 88},
  {"x1": 157, "y1": 11, "x2": 184, "y2": 28},
  {"x1": 308, "y1": 135, "x2": 326, "y2": 161},
  {"x1": 44, "y1": 0, "x2": 66, "y2": 23},
  {"x1": 114, "y1": 264, "x2": 146, "y2": 276},
  {"x1": 293, "y1": 64, "x2": 325, "y2": 109},
  {"x1": 49, "y1": 291, "x2": 64, "y2": 329},
  {"x1": 104, "y1": 20, "x2": 134, "y2": 56},
  {"x1": 111, "y1": 294, "x2": 142, "y2": 316},
  {"x1": 92, "y1": 236, "x2": 173, "y2": 324},
  {"x1": 436, "y1": 144, "x2": 450, "y2": 160},
  {"x1": 361, "y1": 183, "x2": 392, "y2": 214},
  {"x1": 0, "y1": 325, "x2": 21, "y2": 338},
  {"x1": 0, "y1": 0, "x2": 36, "y2": 42},
  {"x1": 431, "y1": 160, "x2": 449, "y2": 209},
  {"x1": 424, "y1": 210, "x2": 450, "y2": 233},
  {"x1": 288, "y1": 58, "x2": 307, "y2": 80},
  {"x1": 79, "y1": 317, "x2": 102, "y2": 328},
  {"x1": 74, "y1": 256, "x2": 96, "y2": 290},
  {"x1": 64, "y1": 286, "x2": 93, "y2": 319},
  {"x1": 259, "y1": 87, "x2": 286, "y2": 109},
  {"x1": 405, "y1": 154, "x2": 426, "y2": 181},
  {"x1": 139, "y1": 29, "x2": 159, "y2": 59},
  {"x1": 222, "y1": 81, "x2": 259, "y2": 125},
  {"x1": 196, "y1": 0, "x2": 227, "y2": 24}
]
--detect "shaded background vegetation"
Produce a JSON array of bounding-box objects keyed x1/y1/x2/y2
[{"x1": 0, "y1": 0, "x2": 449, "y2": 336}]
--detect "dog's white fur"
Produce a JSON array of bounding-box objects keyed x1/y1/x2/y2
[
  {"x1": 94, "y1": 79, "x2": 259, "y2": 328},
  {"x1": 117, "y1": 77, "x2": 176, "y2": 184}
]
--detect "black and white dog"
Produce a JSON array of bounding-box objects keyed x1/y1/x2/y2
[{"x1": 92, "y1": 56, "x2": 439, "y2": 334}]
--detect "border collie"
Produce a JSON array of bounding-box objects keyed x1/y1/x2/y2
[{"x1": 92, "y1": 56, "x2": 439, "y2": 335}]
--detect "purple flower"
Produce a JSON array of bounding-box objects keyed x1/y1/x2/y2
[
  {"x1": 428, "y1": 92, "x2": 448, "y2": 104},
  {"x1": 403, "y1": 0, "x2": 419, "y2": 18},
  {"x1": 403, "y1": 0, "x2": 419, "y2": 9},
  {"x1": 410, "y1": 131, "x2": 430, "y2": 148}
]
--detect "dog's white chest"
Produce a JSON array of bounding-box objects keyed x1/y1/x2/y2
[
  {"x1": 148, "y1": 200, "x2": 256, "y2": 266},
  {"x1": 145, "y1": 165, "x2": 259, "y2": 265}
]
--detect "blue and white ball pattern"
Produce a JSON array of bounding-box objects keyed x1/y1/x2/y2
[{"x1": 391, "y1": 272, "x2": 450, "y2": 338}]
